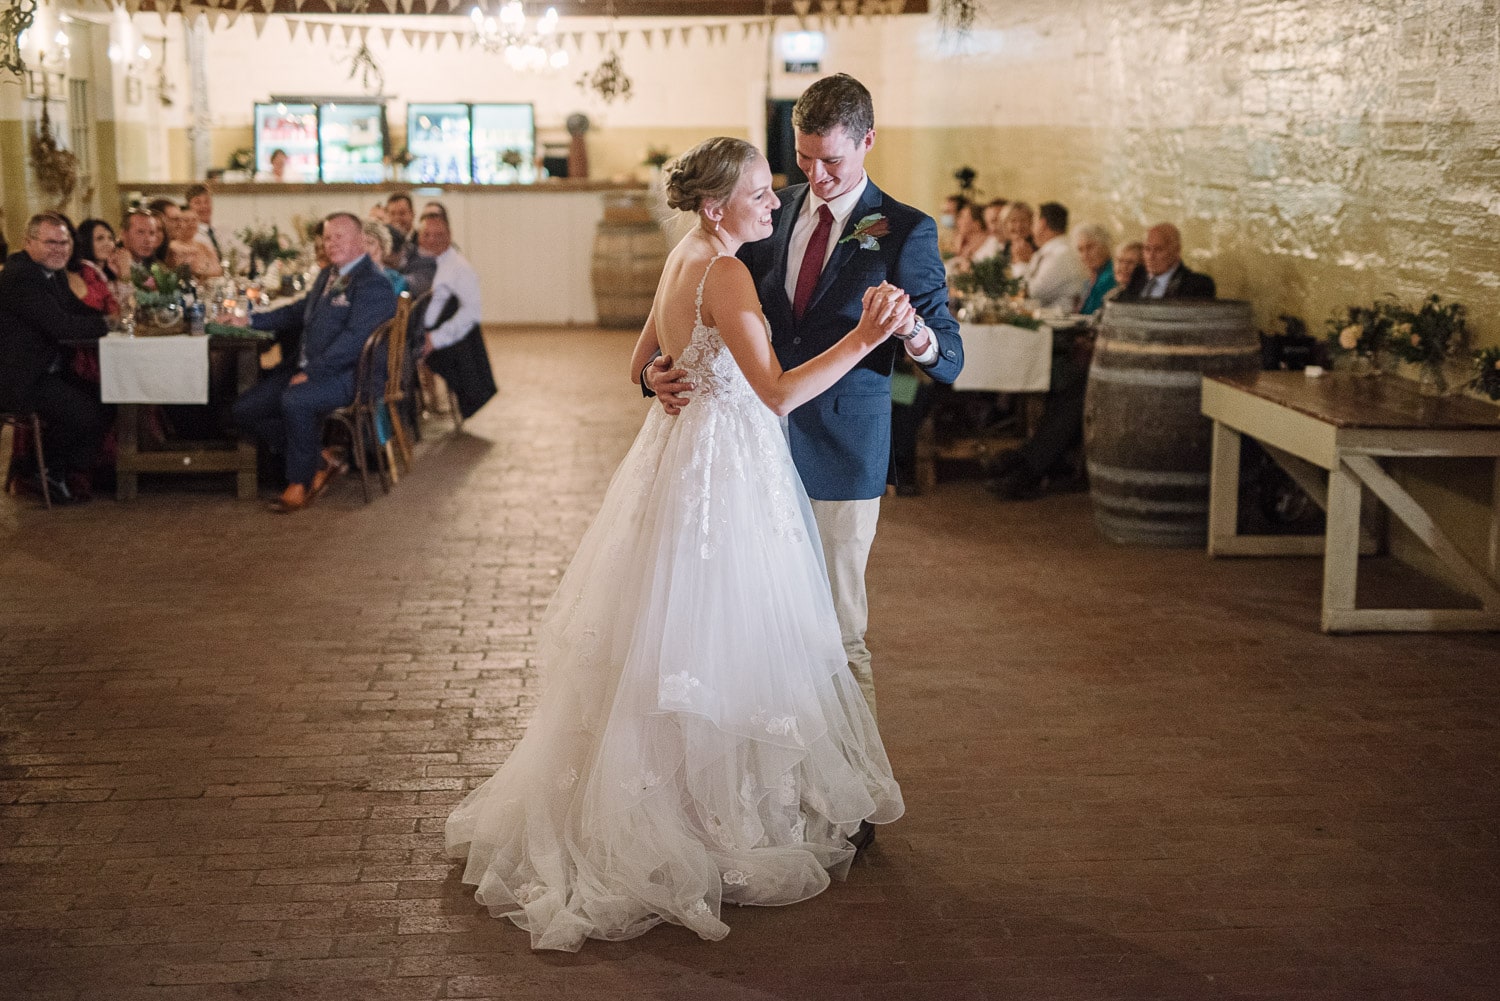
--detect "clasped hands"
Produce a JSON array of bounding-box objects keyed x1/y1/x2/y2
[{"x1": 645, "y1": 281, "x2": 917, "y2": 416}]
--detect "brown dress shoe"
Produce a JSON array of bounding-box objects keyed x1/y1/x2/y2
[{"x1": 268, "y1": 483, "x2": 311, "y2": 513}]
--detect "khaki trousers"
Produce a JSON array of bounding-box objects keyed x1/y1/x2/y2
[{"x1": 809, "y1": 497, "x2": 882, "y2": 718}]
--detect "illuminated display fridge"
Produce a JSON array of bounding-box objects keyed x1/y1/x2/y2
[
  {"x1": 253, "y1": 102, "x2": 319, "y2": 181},
  {"x1": 472, "y1": 103, "x2": 537, "y2": 184},
  {"x1": 406, "y1": 103, "x2": 473, "y2": 184},
  {"x1": 319, "y1": 102, "x2": 388, "y2": 183},
  {"x1": 254, "y1": 101, "x2": 387, "y2": 183}
]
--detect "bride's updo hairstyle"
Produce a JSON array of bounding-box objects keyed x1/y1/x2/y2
[{"x1": 663, "y1": 137, "x2": 760, "y2": 214}]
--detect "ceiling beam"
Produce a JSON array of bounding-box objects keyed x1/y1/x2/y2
[{"x1": 143, "y1": 1, "x2": 929, "y2": 17}]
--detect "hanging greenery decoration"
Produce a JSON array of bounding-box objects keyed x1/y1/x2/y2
[
  {"x1": 346, "y1": 42, "x2": 384, "y2": 95},
  {"x1": 579, "y1": 50, "x2": 633, "y2": 104},
  {"x1": 29, "y1": 81, "x2": 80, "y2": 210},
  {"x1": 939, "y1": 0, "x2": 980, "y2": 35},
  {"x1": 2, "y1": 0, "x2": 38, "y2": 78}
]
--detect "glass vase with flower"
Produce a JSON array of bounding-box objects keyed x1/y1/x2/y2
[
  {"x1": 1386, "y1": 295, "x2": 1469, "y2": 397},
  {"x1": 1325, "y1": 303, "x2": 1390, "y2": 376}
]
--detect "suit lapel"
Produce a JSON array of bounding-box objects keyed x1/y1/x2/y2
[
  {"x1": 304, "y1": 267, "x2": 333, "y2": 324},
  {"x1": 805, "y1": 181, "x2": 884, "y2": 321}
]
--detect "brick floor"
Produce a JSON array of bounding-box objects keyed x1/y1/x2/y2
[{"x1": 1, "y1": 328, "x2": 1497, "y2": 1000}]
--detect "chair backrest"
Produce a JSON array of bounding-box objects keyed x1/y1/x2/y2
[
  {"x1": 405, "y1": 291, "x2": 432, "y2": 355},
  {"x1": 385, "y1": 292, "x2": 412, "y2": 401},
  {"x1": 353, "y1": 318, "x2": 393, "y2": 405}
]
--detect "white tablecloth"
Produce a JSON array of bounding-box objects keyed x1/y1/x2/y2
[
  {"x1": 99, "y1": 335, "x2": 211, "y2": 405},
  {"x1": 952, "y1": 323, "x2": 1053, "y2": 393}
]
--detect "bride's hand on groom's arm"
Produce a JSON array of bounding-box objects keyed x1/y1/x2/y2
[{"x1": 646, "y1": 355, "x2": 694, "y2": 415}]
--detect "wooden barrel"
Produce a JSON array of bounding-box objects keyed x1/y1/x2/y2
[
  {"x1": 591, "y1": 192, "x2": 668, "y2": 329},
  {"x1": 1083, "y1": 299, "x2": 1258, "y2": 547}
]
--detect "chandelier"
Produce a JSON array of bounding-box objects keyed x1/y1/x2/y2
[{"x1": 469, "y1": 2, "x2": 569, "y2": 72}]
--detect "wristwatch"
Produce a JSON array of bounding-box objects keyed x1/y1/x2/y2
[{"x1": 894, "y1": 314, "x2": 926, "y2": 342}]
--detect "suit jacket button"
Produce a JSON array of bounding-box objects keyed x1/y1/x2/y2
[
  {"x1": 945, "y1": 349, "x2": 955, "y2": 358},
  {"x1": 792, "y1": 337, "x2": 802, "y2": 345}
]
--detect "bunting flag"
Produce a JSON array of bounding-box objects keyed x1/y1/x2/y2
[
  {"x1": 251, "y1": 14, "x2": 268, "y2": 39},
  {"x1": 642, "y1": 29, "x2": 653, "y2": 48},
  {"x1": 381, "y1": 27, "x2": 394, "y2": 47},
  {"x1": 286, "y1": 18, "x2": 300, "y2": 42}
]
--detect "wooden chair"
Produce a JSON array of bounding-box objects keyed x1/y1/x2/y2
[
  {"x1": 402, "y1": 292, "x2": 432, "y2": 443},
  {"x1": 0, "y1": 411, "x2": 51, "y2": 509},
  {"x1": 405, "y1": 291, "x2": 464, "y2": 433},
  {"x1": 382, "y1": 293, "x2": 414, "y2": 477},
  {"x1": 323, "y1": 318, "x2": 395, "y2": 503}
]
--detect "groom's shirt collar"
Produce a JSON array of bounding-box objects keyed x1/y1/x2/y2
[
  {"x1": 783, "y1": 173, "x2": 871, "y2": 308},
  {"x1": 803, "y1": 173, "x2": 870, "y2": 235}
]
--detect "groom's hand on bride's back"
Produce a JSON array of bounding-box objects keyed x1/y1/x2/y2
[{"x1": 646, "y1": 355, "x2": 694, "y2": 415}]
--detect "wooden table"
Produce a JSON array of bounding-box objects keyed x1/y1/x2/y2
[
  {"x1": 1201, "y1": 371, "x2": 1500, "y2": 633},
  {"x1": 115, "y1": 334, "x2": 268, "y2": 501}
]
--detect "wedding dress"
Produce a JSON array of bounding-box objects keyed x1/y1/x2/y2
[{"x1": 445, "y1": 256, "x2": 903, "y2": 951}]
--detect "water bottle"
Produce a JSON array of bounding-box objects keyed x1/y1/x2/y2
[{"x1": 188, "y1": 299, "x2": 206, "y2": 335}]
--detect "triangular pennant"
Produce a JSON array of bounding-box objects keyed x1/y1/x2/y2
[
  {"x1": 681, "y1": 26, "x2": 694, "y2": 45},
  {"x1": 433, "y1": 32, "x2": 446, "y2": 52},
  {"x1": 252, "y1": 14, "x2": 268, "y2": 38},
  {"x1": 358, "y1": 25, "x2": 369, "y2": 43},
  {"x1": 642, "y1": 29, "x2": 653, "y2": 48},
  {"x1": 341, "y1": 25, "x2": 354, "y2": 44},
  {"x1": 662, "y1": 27, "x2": 674, "y2": 47},
  {"x1": 381, "y1": 27, "x2": 394, "y2": 47},
  {"x1": 402, "y1": 28, "x2": 417, "y2": 46},
  {"x1": 287, "y1": 19, "x2": 301, "y2": 42},
  {"x1": 569, "y1": 31, "x2": 582, "y2": 50}
]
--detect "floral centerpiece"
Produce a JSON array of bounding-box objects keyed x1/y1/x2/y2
[
  {"x1": 950, "y1": 249, "x2": 1031, "y2": 324},
  {"x1": 1324, "y1": 303, "x2": 1392, "y2": 375},
  {"x1": 236, "y1": 223, "x2": 301, "y2": 279},
  {"x1": 1469, "y1": 345, "x2": 1500, "y2": 401},
  {"x1": 1386, "y1": 294, "x2": 1469, "y2": 396},
  {"x1": 130, "y1": 261, "x2": 185, "y2": 335}
]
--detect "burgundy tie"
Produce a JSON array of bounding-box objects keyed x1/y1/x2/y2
[{"x1": 792, "y1": 204, "x2": 835, "y2": 321}]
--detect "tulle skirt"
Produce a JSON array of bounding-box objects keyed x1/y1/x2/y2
[{"x1": 445, "y1": 396, "x2": 903, "y2": 952}]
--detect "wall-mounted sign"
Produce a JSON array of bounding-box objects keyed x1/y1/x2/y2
[{"x1": 779, "y1": 30, "x2": 825, "y2": 74}]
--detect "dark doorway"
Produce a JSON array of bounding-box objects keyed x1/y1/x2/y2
[{"x1": 766, "y1": 99, "x2": 807, "y2": 189}]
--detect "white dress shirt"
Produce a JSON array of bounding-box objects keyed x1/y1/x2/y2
[
  {"x1": 1143, "y1": 263, "x2": 1180, "y2": 299},
  {"x1": 1025, "y1": 234, "x2": 1090, "y2": 311},
  {"x1": 423, "y1": 246, "x2": 482, "y2": 350},
  {"x1": 784, "y1": 175, "x2": 937, "y2": 365}
]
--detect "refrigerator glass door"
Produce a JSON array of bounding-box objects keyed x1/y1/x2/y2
[
  {"x1": 254, "y1": 102, "x2": 318, "y2": 181},
  {"x1": 319, "y1": 102, "x2": 387, "y2": 183},
  {"x1": 407, "y1": 103, "x2": 473, "y2": 184},
  {"x1": 471, "y1": 103, "x2": 537, "y2": 184}
]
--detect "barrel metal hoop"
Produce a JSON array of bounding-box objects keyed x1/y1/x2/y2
[
  {"x1": 1087, "y1": 367, "x2": 1204, "y2": 389},
  {"x1": 1085, "y1": 461, "x2": 1211, "y2": 488}
]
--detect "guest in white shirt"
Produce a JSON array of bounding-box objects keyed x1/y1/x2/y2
[
  {"x1": 416, "y1": 212, "x2": 481, "y2": 356},
  {"x1": 1025, "y1": 202, "x2": 1089, "y2": 311},
  {"x1": 185, "y1": 184, "x2": 222, "y2": 261}
]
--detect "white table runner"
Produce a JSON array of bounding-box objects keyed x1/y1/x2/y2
[
  {"x1": 952, "y1": 323, "x2": 1053, "y2": 393},
  {"x1": 99, "y1": 335, "x2": 211, "y2": 405}
]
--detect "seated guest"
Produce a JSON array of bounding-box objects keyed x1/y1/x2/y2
[
  {"x1": 397, "y1": 206, "x2": 441, "y2": 300},
  {"x1": 1000, "y1": 201, "x2": 1037, "y2": 278},
  {"x1": 184, "y1": 184, "x2": 222, "y2": 260},
  {"x1": 0, "y1": 213, "x2": 110, "y2": 503},
  {"x1": 229, "y1": 212, "x2": 397, "y2": 513},
  {"x1": 1073, "y1": 223, "x2": 1116, "y2": 315},
  {"x1": 982, "y1": 198, "x2": 1008, "y2": 241},
  {"x1": 146, "y1": 198, "x2": 181, "y2": 262},
  {"x1": 937, "y1": 194, "x2": 965, "y2": 256},
  {"x1": 362, "y1": 219, "x2": 409, "y2": 296},
  {"x1": 109, "y1": 209, "x2": 162, "y2": 306},
  {"x1": 946, "y1": 203, "x2": 1003, "y2": 277},
  {"x1": 1026, "y1": 201, "x2": 1089, "y2": 311},
  {"x1": 166, "y1": 206, "x2": 223, "y2": 279},
  {"x1": 1108, "y1": 240, "x2": 1143, "y2": 301},
  {"x1": 66, "y1": 217, "x2": 118, "y2": 317},
  {"x1": 384, "y1": 192, "x2": 416, "y2": 266},
  {"x1": 415, "y1": 212, "x2": 481, "y2": 359},
  {"x1": 1121, "y1": 223, "x2": 1217, "y2": 299}
]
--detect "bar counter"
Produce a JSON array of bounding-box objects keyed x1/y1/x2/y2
[{"x1": 123, "y1": 179, "x2": 655, "y2": 326}]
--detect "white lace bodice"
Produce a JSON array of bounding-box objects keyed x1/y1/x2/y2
[{"x1": 674, "y1": 255, "x2": 765, "y2": 412}]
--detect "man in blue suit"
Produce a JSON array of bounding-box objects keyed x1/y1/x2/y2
[
  {"x1": 647, "y1": 74, "x2": 963, "y2": 725},
  {"x1": 230, "y1": 212, "x2": 396, "y2": 512}
]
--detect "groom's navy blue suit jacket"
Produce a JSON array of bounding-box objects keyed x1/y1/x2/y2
[{"x1": 739, "y1": 180, "x2": 963, "y2": 501}]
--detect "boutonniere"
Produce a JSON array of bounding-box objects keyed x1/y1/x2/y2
[
  {"x1": 838, "y1": 213, "x2": 891, "y2": 251},
  {"x1": 330, "y1": 293, "x2": 351, "y2": 307}
]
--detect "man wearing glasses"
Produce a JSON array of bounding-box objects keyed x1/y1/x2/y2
[{"x1": 0, "y1": 213, "x2": 110, "y2": 503}]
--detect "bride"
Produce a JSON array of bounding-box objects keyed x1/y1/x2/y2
[{"x1": 445, "y1": 137, "x2": 910, "y2": 952}]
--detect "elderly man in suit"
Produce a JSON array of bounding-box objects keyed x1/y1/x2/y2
[
  {"x1": 0, "y1": 212, "x2": 110, "y2": 503},
  {"x1": 1121, "y1": 222, "x2": 1217, "y2": 299},
  {"x1": 229, "y1": 212, "x2": 396, "y2": 512},
  {"x1": 647, "y1": 74, "x2": 963, "y2": 734}
]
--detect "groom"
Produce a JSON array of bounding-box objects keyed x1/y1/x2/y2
[{"x1": 646, "y1": 73, "x2": 963, "y2": 721}]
